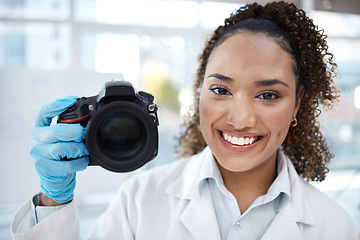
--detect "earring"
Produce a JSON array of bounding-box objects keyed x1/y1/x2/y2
[
  {"x1": 229, "y1": 116, "x2": 232, "y2": 121},
  {"x1": 290, "y1": 118, "x2": 298, "y2": 127}
]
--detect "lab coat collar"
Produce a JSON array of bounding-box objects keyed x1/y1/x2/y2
[
  {"x1": 166, "y1": 146, "x2": 213, "y2": 199},
  {"x1": 262, "y1": 150, "x2": 317, "y2": 239},
  {"x1": 166, "y1": 147, "x2": 317, "y2": 239}
]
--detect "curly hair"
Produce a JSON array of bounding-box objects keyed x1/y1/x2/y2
[{"x1": 175, "y1": 1, "x2": 339, "y2": 182}]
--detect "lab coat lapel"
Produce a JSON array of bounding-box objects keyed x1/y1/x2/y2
[
  {"x1": 179, "y1": 186, "x2": 221, "y2": 240},
  {"x1": 261, "y1": 203, "x2": 304, "y2": 240},
  {"x1": 166, "y1": 148, "x2": 221, "y2": 240}
]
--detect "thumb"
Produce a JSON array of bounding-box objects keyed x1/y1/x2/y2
[{"x1": 34, "y1": 96, "x2": 77, "y2": 127}]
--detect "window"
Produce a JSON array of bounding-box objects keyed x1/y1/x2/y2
[{"x1": 311, "y1": 11, "x2": 360, "y2": 169}]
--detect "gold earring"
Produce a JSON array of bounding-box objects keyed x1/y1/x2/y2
[{"x1": 290, "y1": 118, "x2": 298, "y2": 127}]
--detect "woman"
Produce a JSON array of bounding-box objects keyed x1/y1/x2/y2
[{"x1": 11, "y1": 1, "x2": 359, "y2": 239}]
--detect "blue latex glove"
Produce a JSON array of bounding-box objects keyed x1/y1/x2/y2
[{"x1": 30, "y1": 96, "x2": 89, "y2": 203}]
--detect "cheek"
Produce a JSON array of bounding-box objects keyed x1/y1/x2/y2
[
  {"x1": 199, "y1": 94, "x2": 211, "y2": 128},
  {"x1": 264, "y1": 107, "x2": 293, "y2": 138},
  {"x1": 199, "y1": 91, "x2": 221, "y2": 138}
]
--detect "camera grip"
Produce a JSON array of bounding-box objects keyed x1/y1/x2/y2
[{"x1": 58, "y1": 97, "x2": 93, "y2": 127}]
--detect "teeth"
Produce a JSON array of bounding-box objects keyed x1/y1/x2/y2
[{"x1": 223, "y1": 132, "x2": 256, "y2": 146}]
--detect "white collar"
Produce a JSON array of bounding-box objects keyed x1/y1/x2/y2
[{"x1": 196, "y1": 147, "x2": 291, "y2": 212}]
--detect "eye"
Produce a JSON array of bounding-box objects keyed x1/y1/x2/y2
[
  {"x1": 257, "y1": 92, "x2": 280, "y2": 100},
  {"x1": 209, "y1": 86, "x2": 231, "y2": 96}
]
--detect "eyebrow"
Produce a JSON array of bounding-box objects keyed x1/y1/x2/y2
[
  {"x1": 255, "y1": 79, "x2": 289, "y2": 88},
  {"x1": 207, "y1": 73, "x2": 290, "y2": 88},
  {"x1": 207, "y1": 73, "x2": 233, "y2": 81}
]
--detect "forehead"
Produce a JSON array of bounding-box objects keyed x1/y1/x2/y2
[{"x1": 205, "y1": 32, "x2": 296, "y2": 86}]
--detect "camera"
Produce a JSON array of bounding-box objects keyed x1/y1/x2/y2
[{"x1": 58, "y1": 79, "x2": 159, "y2": 172}]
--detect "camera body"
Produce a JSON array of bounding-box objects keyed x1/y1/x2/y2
[{"x1": 58, "y1": 80, "x2": 159, "y2": 172}]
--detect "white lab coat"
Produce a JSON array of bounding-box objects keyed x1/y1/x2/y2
[{"x1": 11, "y1": 147, "x2": 359, "y2": 240}]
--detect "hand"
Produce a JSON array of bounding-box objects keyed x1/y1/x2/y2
[{"x1": 30, "y1": 96, "x2": 89, "y2": 203}]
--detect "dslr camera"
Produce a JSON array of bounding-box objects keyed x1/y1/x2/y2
[{"x1": 58, "y1": 79, "x2": 159, "y2": 172}]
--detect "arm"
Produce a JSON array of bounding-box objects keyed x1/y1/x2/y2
[
  {"x1": 39, "y1": 193, "x2": 70, "y2": 206},
  {"x1": 11, "y1": 194, "x2": 81, "y2": 240},
  {"x1": 11, "y1": 96, "x2": 88, "y2": 239}
]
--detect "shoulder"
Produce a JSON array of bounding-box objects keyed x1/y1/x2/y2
[
  {"x1": 281, "y1": 150, "x2": 359, "y2": 237},
  {"x1": 118, "y1": 151, "x2": 204, "y2": 198},
  {"x1": 281, "y1": 150, "x2": 351, "y2": 222},
  {"x1": 291, "y1": 170, "x2": 359, "y2": 238},
  {"x1": 107, "y1": 151, "x2": 205, "y2": 230},
  {"x1": 299, "y1": 178, "x2": 348, "y2": 216}
]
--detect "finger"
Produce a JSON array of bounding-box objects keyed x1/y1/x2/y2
[
  {"x1": 31, "y1": 142, "x2": 89, "y2": 161},
  {"x1": 31, "y1": 123, "x2": 86, "y2": 144},
  {"x1": 34, "y1": 96, "x2": 77, "y2": 127},
  {"x1": 35, "y1": 157, "x2": 89, "y2": 177},
  {"x1": 67, "y1": 157, "x2": 89, "y2": 173}
]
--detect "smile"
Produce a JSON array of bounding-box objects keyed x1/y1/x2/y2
[{"x1": 222, "y1": 132, "x2": 260, "y2": 146}]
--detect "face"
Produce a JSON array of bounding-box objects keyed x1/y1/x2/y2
[{"x1": 199, "y1": 32, "x2": 302, "y2": 173}]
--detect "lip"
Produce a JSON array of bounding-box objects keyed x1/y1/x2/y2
[{"x1": 217, "y1": 130, "x2": 263, "y2": 152}]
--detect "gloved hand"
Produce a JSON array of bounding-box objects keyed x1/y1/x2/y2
[{"x1": 30, "y1": 96, "x2": 89, "y2": 203}]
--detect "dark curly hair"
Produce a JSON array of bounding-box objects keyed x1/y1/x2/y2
[{"x1": 175, "y1": 1, "x2": 339, "y2": 182}]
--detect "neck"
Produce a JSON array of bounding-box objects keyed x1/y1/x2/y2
[{"x1": 217, "y1": 154, "x2": 277, "y2": 214}]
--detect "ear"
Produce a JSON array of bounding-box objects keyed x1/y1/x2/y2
[{"x1": 294, "y1": 85, "x2": 304, "y2": 117}]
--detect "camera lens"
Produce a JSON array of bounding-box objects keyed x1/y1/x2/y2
[
  {"x1": 96, "y1": 112, "x2": 145, "y2": 159},
  {"x1": 86, "y1": 101, "x2": 158, "y2": 172}
]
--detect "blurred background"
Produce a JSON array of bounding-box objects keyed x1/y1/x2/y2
[{"x1": 0, "y1": 0, "x2": 359, "y2": 238}]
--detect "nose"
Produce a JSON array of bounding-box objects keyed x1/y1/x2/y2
[{"x1": 227, "y1": 97, "x2": 257, "y2": 129}]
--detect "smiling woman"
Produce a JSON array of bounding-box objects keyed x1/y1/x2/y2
[
  {"x1": 198, "y1": 31, "x2": 302, "y2": 213},
  {"x1": 10, "y1": 1, "x2": 359, "y2": 240},
  {"x1": 177, "y1": 5, "x2": 335, "y2": 183},
  {"x1": 173, "y1": 1, "x2": 359, "y2": 238}
]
